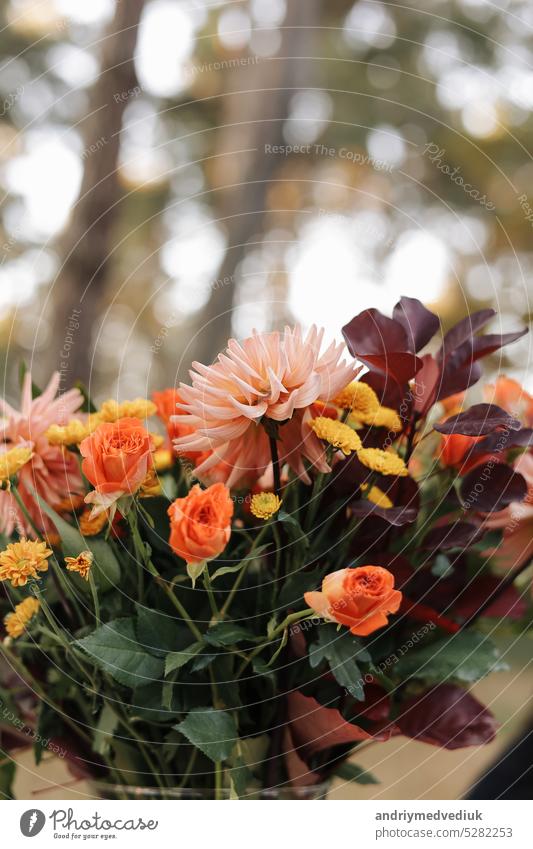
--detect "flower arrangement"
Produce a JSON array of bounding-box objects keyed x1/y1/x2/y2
[{"x1": 0, "y1": 298, "x2": 531, "y2": 799}]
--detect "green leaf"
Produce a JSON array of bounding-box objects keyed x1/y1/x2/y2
[
  {"x1": 76, "y1": 618, "x2": 164, "y2": 689},
  {"x1": 165, "y1": 642, "x2": 203, "y2": 676},
  {"x1": 86, "y1": 538, "x2": 121, "y2": 590},
  {"x1": 204, "y1": 622, "x2": 257, "y2": 647},
  {"x1": 175, "y1": 708, "x2": 238, "y2": 763},
  {"x1": 277, "y1": 510, "x2": 309, "y2": 546},
  {"x1": 309, "y1": 624, "x2": 370, "y2": 701},
  {"x1": 393, "y1": 631, "x2": 506, "y2": 684},
  {"x1": 135, "y1": 605, "x2": 192, "y2": 656},
  {"x1": 93, "y1": 703, "x2": 119, "y2": 757},
  {"x1": 335, "y1": 761, "x2": 379, "y2": 785},
  {"x1": 210, "y1": 545, "x2": 270, "y2": 581},
  {"x1": 277, "y1": 510, "x2": 302, "y2": 530},
  {"x1": 278, "y1": 567, "x2": 322, "y2": 609},
  {"x1": 30, "y1": 492, "x2": 120, "y2": 590},
  {"x1": 229, "y1": 756, "x2": 253, "y2": 798},
  {"x1": 0, "y1": 760, "x2": 16, "y2": 799}
]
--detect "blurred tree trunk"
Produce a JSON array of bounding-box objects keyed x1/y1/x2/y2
[
  {"x1": 51, "y1": 0, "x2": 146, "y2": 388},
  {"x1": 188, "y1": 0, "x2": 321, "y2": 369}
]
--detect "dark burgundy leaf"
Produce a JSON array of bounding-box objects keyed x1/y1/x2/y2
[
  {"x1": 400, "y1": 597, "x2": 460, "y2": 633},
  {"x1": 397, "y1": 684, "x2": 497, "y2": 749},
  {"x1": 450, "y1": 329, "x2": 528, "y2": 367},
  {"x1": 434, "y1": 404, "x2": 521, "y2": 436},
  {"x1": 343, "y1": 308, "x2": 409, "y2": 356},
  {"x1": 366, "y1": 553, "x2": 414, "y2": 590},
  {"x1": 393, "y1": 296, "x2": 440, "y2": 352},
  {"x1": 328, "y1": 453, "x2": 368, "y2": 500},
  {"x1": 436, "y1": 361, "x2": 483, "y2": 402},
  {"x1": 461, "y1": 464, "x2": 528, "y2": 512},
  {"x1": 360, "y1": 372, "x2": 407, "y2": 410},
  {"x1": 348, "y1": 500, "x2": 417, "y2": 526},
  {"x1": 414, "y1": 354, "x2": 440, "y2": 414},
  {"x1": 453, "y1": 575, "x2": 527, "y2": 621},
  {"x1": 287, "y1": 692, "x2": 371, "y2": 759},
  {"x1": 473, "y1": 428, "x2": 533, "y2": 455},
  {"x1": 357, "y1": 352, "x2": 423, "y2": 385},
  {"x1": 342, "y1": 309, "x2": 422, "y2": 385},
  {"x1": 421, "y1": 522, "x2": 483, "y2": 551},
  {"x1": 437, "y1": 309, "x2": 495, "y2": 363}
]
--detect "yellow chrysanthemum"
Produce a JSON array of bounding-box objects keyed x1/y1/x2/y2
[
  {"x1": 332, "y1": 381, "x2": 380, "y2": 415},
  {"x1": 4, "y1": 597, "x2": 40, "y2": 639},
  {"x1": 310, "y1": 417, "x2": 362, "y2": 455},
  {"x1": 153, "y1": 448, "x2": 173, "y2": 472},
  {"x1": 351, "y1": 406, "x2": 403, "y2": 433},
  {"x1": 0, "y1": 539, "x2": 52, "y2": 588},
  {"x1": 0, "y1": 446, "x2": 33, "y2": 484},
  {"x1": 356, "y1": 447, "x2": 408, "y2": 477},
  {"x1": 98, "y1": 398, "x2": 157, "y2": 423},
  {"x1": 46, "y1": 414, "x2": 102, "y2": 446},
  {"x1": 250, "y1": 492, "x2": 282, "y2": 520},
  {"x1": 361, "y1": 484, "x2": 394, "y2": 509},
  {"x1": 65, "y1": 550, "x2": 94, "y2": 581},
  {"x1": 150, "y1": 433, "x2": 165, "y2": 449},
  {"x1": 46, "y1": 420, "x2": 89, "y2": 446},
  {"x1": 78, "y1": 509, "x2": 108, "y2": 537}
]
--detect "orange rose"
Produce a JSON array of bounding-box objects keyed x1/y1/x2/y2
[
  {"x1": 80, "y1": 417, "x2": 154, "y2": 496},
  {"x1": 485, "y1": 376, "x2": 533, "y2": 427},
  {"x1": 438, "y1": 433, "x2": 487, "y2": 473},
  {"x1": 152, "y1": 388, "x2": 199, "y2": 460},
  {"x1": 167, "y1": 483, "x2": 233, "y2": 564},
  {"x1": 305, "y1": 565, "x2": 402, "y2": 636}
]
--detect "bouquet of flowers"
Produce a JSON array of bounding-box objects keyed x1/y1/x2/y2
[{"x1": 0, "y1": 297, "x2": 531, "y2": 799}]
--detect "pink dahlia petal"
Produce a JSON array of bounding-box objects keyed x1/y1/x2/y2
[
  {"x1": 174, "y1": 326, "x2": 357, "y2": 487},
  {"x1": 0, "y1": 373, "x2": 84, "y2": 537}
]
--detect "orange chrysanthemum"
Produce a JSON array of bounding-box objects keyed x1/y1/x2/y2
[
  {"x1": 4, "y1": 596, "x2": 40, "y2": 638},
  {"x1": 0, "y1": 539, "x2": 52, "y2": 587}
]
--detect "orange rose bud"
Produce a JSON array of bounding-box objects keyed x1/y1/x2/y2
[
  {"x1": 167, "y1": 483, "x2": 233, "y2": 565},
  {"x1": 80, "y1": 418, "x2": 154, "y2": 496},
  {"x1": 305, "y1": 565, "x2": 402, "y2": 637}
]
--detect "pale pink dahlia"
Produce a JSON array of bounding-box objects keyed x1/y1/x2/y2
[
  {"x1": 0, "y1": 372, "x2": 84, "y2": 537},
  {"x1": 173, "y1": 326, "x2": 357, "y2": 487}
]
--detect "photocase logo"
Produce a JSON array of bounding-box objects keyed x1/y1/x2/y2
[{"x1": 20, "y1": 810, "x2": 46, "y2": 837}]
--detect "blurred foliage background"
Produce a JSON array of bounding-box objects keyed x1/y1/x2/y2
[{"x1": 0, "y1": 0, "x2": 532, "y2": 404}]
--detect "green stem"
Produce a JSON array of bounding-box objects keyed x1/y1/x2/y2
[
  {"x1": 126, "y1": 509, "x2": 147, "y2": 598},
  {"x1": 237, "y1": 610, "x2": 314, "y2": 677},
  {"x1": 36, "y1": 598, "x2": 96, "y2": 685},
  {"x1": 128, "y1": 505, "x2": 203, "y2": 642},
  {"x1": 215, "y1": 760, "x2": 223, "y2": 800},
  {"x1": 111, "y1": 699, "x2": 168, "y2": 794},
  {"x1": 88, "y1": 572, "x2": 100, "y2": 627},
  {"x1": 203, "y1": 567, "x2": 219, "y2": 621},
  {"x1": 0, "y1": 642, "x2": 92, "y2": 746},
  {"x1": 152, "y1": 571, "x2": 203, "y2": 641},
  {"x1": 220, "y1": 563, "x2": 248, "y2": 619},
  {"x1": 11, "y1": 485, "x2": 42, "y2": 538},
  {"x1": 269, "y1": 435, "x2": 282, "y2": 499},
  {"x1": 178, "y1": 747, "x2": 198, "y2": 789},
  {"x1": 219, "y1": 523, "x2": 271, "y2": 619}
]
